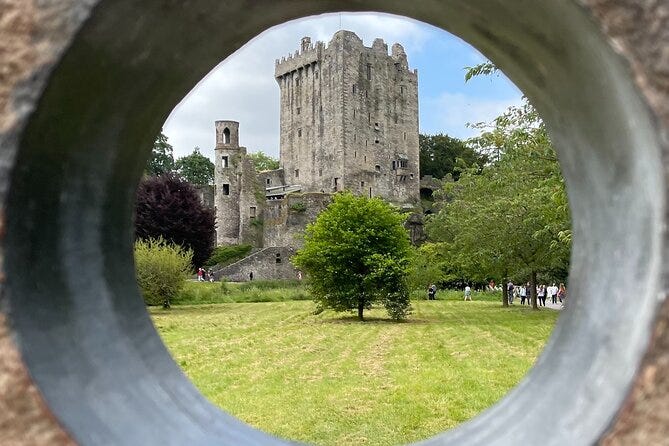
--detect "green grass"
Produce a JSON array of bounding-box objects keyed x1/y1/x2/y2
[
  {"x1": 151, "y1": 298, "x2": 558, "y2": 446},
  {"x1": 173, "y1": 280, "x2": 310, "y2": 305}
]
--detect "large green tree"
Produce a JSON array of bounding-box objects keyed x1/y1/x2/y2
[
  {"x1": 146, "y1": 130, "x2": 175, "y2": 176},
  {"x1": 426, "y1": 99, "x2": 570, "y2": 308},
  {"x1": 248, "y1": 151, "x2": 280, "y2": 171},
  {"x1": 292, "y1": 192, "x2": 412, "y2": 321},
  {"x1": 175, "y1": 147, "x2": 215, "y2": 186},
  {"x1": 419, "y1": 133, "x2": 486, "y2": 180}
]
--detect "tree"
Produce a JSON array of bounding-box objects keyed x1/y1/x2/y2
[
  {"x1": 248, "y1": 151, "x2": 280, "y2": 171},
  {"x1": 292, "y1": 192, "x2": 412, "y2": 321},
  {"x1": 135, "y1": 174, "x2": 216, "y2": 267},
  {"x1": 134, "y1": 237, "x2": 193, "y2": 308},
  {"x1": 426, "y1": 99, "x2": 570, "y2": 309},
  {"x1": 146, "y1": 130, "x2": 175, "y2": 176},
  {"x1": 419, "y1": 133, "x2": 486, "y2": 180},
  {"x1": 175, "y1": 147, "x2": 215, "y2": 186}
]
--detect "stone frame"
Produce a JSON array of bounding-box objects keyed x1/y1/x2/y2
[{"x1": 0, "y1": 1, "x2": 667, "y2": 444}]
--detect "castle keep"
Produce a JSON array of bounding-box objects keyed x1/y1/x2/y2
[{"x1": 212, "y1": 31, "x2": 420, "y2": 279}]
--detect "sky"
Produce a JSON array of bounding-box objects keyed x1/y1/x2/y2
[{"x1": 163, "y1": 13, "x2": 523, "y2": 160}]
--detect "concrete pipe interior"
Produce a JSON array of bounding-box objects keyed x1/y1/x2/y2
[{"x1": 4, "y1": 1, "x2": 664, "y2": 444}]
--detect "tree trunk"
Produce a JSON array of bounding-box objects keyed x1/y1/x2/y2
[
  {"x1": 502, "y1": 272, "x2": 509, "y2": 307},
  {"x1": 531, "y1": 270, "x2": 538, "y2": 310},
  {"x1": 358, "y1": 299, "x2": 364, "y2": 321}
]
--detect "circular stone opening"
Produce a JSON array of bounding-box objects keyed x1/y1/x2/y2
[{"x1": 4, "y1": 2, "x2": 664, "y2": 445}]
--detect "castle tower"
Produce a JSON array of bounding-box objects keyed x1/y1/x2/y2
[
  {"x1": 214, "y1": 120, "x2": 244, "y2": 245},
  {"x1": 274, "y1": 31, "x2": 420, "y2": 206}
]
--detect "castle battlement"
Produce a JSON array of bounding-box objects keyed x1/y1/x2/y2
[{"x1": 275, "y1": 37, "x2": 324, "y2": 78}]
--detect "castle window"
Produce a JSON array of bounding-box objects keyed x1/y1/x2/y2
[
  {"x1": 295, "y1": 78, "x2": 299, "y2": 87},
  {"x1": 354, "y1": 151, "x2": 357, "y2": 158},
  {"x1": 266, "y1": 178, "x2": 271, "y2": 186},
  {"x1": 352, "y1": 84, "x2": 356, "y2": 94},
  {"x1": 375, "y1": 165, "x2": 381, "y2": 172},
  {"x1": 394, "y1": 114, "x2": 398, "y2": 124},
  {"x1": 368, "y1": 113, "x2": 371, "y2": 123},
  {"x1": 354, "y1": 134, "x2": 357, "y2": 142},
  {"x1": 223, "y1": 127, "x2": 230, "y2": 144},
  {"x1": 250, "y1": 206, "x2": 256, "y2": 218},
  {"x1": 223, "y1": 184, "x2": 230, "y2": 195},
  {"x1": 375, "y1": 139, "x2": 379, "y2": 144},
  {"x1": 275, "y1": 253, "x2": 282, "y2": 264},
  {"x1": 297, "y1": 107, "x2": 301, "y2": 115},
  {"x1": 298, "y1": 128, "x2": 302, "y2": 137},
  {"x1": 360, "y1": 181, "x2": 365, "y2": 187},
  {"x1": 369, "y1": 187, "x2": 372, "y2": 198},
  {"x1": 334, "y1": 177, "x2": 339, "y2": 190},
  {"x1": 410, "y1": 173, "x2": 414, "y2": 179},
  {"x1": 315, "y1": 71, "x2": 318, "y2": 79},
  {"x1": 392, "y1": 161, "x2": 396, "y2": 170},
  {"x1": 364, "y1": 155, "x2": 367, "y2": 162},
  {"x1": 366, "y1": 63, "x2": 372, "y2": 80},
  {"x1": 400, "y1": 85, "x2": 405, "y2": 95},
  {"x1": 395, "y1": 62, "x2": 401, "y2": 71},
  {"x1": 403, "y1": 132, "x2": 407, "y2": 140},
  {"x1": 353, "y1": 110, "x2": 356, "y2": 118},
  {"x1": 221, "y1": 156, "x2": 228, "y2": 168},
  {"x1": 295, "y1": 169, "x2": 299, "y2": 178},
  {"x1": 374, "y1": 122, "x2": 380, "y2": 131},
  {"x1": 319, "y1": 168, "x2": 322, "y2": 177},
  {"x1": 399, "y1": 159, "x2": 408, "y2": 168}
]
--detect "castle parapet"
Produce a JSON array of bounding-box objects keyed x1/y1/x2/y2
[{"x1": 275, "y1": 38, "x2": 323, "y2": 78}]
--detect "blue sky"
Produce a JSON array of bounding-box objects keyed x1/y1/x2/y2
[{"x1": 163, "y1": 13, "x2": 522, "y2": 160}]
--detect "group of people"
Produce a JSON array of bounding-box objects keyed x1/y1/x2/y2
[
  {"x1": 196, "y1": 267, "x2": 214, "y2": 282},
  {"x1": 506, "y1": 281, "x2": 566, "y2": 307}
]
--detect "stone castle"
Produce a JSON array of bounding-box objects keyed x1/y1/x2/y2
[{"x1": 211, "y1": 31, "x2": 420, "y2": 280}]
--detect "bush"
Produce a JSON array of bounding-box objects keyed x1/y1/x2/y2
[
  {"x1": 204, "y1": 244, "x2": 253, "y2": 267},
  {"x1": 135, "y1": 237, "x2": 193, "y2": 307}
]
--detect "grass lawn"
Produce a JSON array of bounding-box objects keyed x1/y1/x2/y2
[{"x1": 151, "y1": 298, "x2": 558, "y2": 446}]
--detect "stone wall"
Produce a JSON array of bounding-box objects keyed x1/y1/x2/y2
[
  {"x1": 263, "y1": 192, "x2": 331, "y2": 248},
  {"x1": 194, "y1": 184, "x2": 214, "y2": 209},
  {"x1": 211, "y1": 247, "x2": 298, "y2": 282}
]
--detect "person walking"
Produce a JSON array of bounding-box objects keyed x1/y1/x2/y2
[
  {"x1": 197, "y1": 267, "x2": 204, "y2": 282},
  {"x1": 549, "y1": 283, "x2": 558, "y2": 304},
  {"x1": 538, "y1": 284, "x2": 546, "y2": 307},
  {"x1": 520, "y1": 284, "x2": 527, "y2": 305},
  {"x1": 427, "y1": 284, "x2": 437, "y2": 300},
  {"x1": 507, "y1": 281, "x2": 514, "y2": 304},
  {"x1": 558, "y1": 283, "x2": 566, "y2": 305},
  {"x1": 464, "y1": 285, "x2": 472, "y2": 301}
]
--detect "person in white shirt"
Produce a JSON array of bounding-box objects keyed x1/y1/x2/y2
[{"x1": 464, "y1": 285, "x2": 472, "y2": 301}]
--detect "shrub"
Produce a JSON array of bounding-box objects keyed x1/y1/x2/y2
[
  {"x1": 204, "y1": 244, "x2": 253, "y2": 267},
  {"x1": 135, "y1": 174, "x2": 215, "y2": 267},
  {"x1": 135, "y1": 237, "x2": 193, "y2": 307}
]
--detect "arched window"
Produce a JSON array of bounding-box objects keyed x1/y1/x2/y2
[{"x1": 223, "y1": 127, "x2": 231, "y2": 144}]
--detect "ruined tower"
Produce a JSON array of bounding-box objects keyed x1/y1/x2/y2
[
  {"x1": 213, "y1": 120, "x2": 261, "y2": 246},
  {"x1": 274, "y1": 31, "x2": 420, "y2": 206}
]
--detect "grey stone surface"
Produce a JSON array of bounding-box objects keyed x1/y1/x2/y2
[
  {"x1": 212, "y1": 31, "x2": 421, "y2": 264},
  {"x1": 211, "y1": 247, "x2": 299, "y2": 282}
]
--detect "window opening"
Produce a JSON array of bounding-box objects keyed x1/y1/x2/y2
[
  {"x1": 334, "y1": 177, "x2": 339, "y2": 191},
  {"x1": 266, "y1": 178, "x2": 271, "y2": 185},
  {"x1": 403, "y1": 132, "x2": 407, "y2": 140},
  {"x1": 319, "y1": 168, "x2": 323, "y2": 177},
  {"x1": 223, "y1": 127, "x2": 230, "y2": 144},
  {"x1": 222, "y1": 184, "x2": 230, "y2": 195},
  {"x1": 221, "y1": 156, "x2": 228, "y2": 168},
  {"x1": 297, "y1": 107, "x2": 301, "y2": 115},
  {"x1": 250, "y1": 206, "x2": 256, "y2": 218},
  {"x1": 352, "y1": 85, "x2": 356, "y2": 94},
  {"x1": 369, "y1": 187, "x2": 372, "y2": 198},
  {"x1": 361, "y1": 181, "x2": 365, "y2": 187},
  {"x1": 375, "y1": 165, "x2": 381, "y2": 172},
  {"x1": 392, "y1": 161, "x2": 396, "y2": 170},
  {"x1": 275, "y1": 253, "x2": 282, "y2": 264},
  {"x1": 298, "y1": 128, "x2": 302, "y2": 137},
  {"x1": 295, "y1": 169, "x2": 299, "y2": 178},
  {"x1": 375, "y1": 139, "x2": 379, "y2": 144},
  {"x1": 400, "y1": 85, "x2": 404, "y2": 95},
  {"x1": 366, "y1": 63, "x2": 372, "y2": 80}
]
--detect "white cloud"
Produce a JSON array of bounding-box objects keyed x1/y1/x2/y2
[{"x1": 421, "y1": 92, "x2": 524, "y2": 139}]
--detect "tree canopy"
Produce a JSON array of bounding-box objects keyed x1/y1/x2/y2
[
  {"x1": 146, "y1": 130, "x2": 175, "y2": 176},
  {"x1": 292, "y1": 192, "x2": 412, "y2": 321},
  {"x1": 424, "y1": 99, "x2": 570, "y2": 307},
  {"x1": 419, "y1": 133, "x2": 486, "y2": 180},
  {"x1": 248, "y1": 151, "x2": 280, "y2": 171},
  {"x1": 135, "y1": 174, "x2": 216, "y2": 268},
  {"x1": 175, "y1": 147, "x2": 215, "y2": 186}
]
